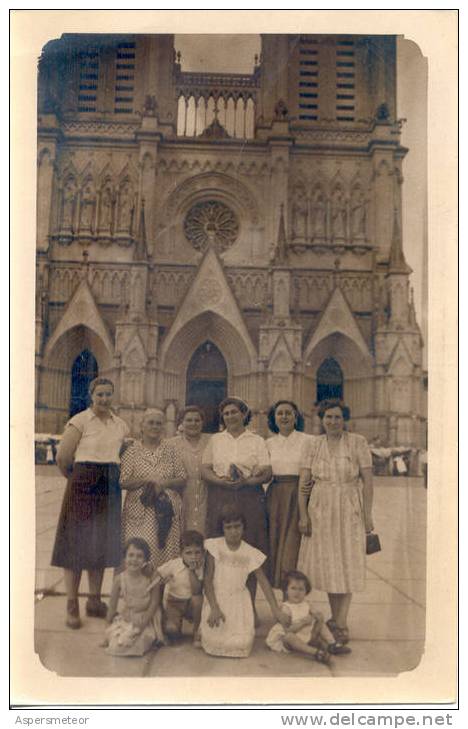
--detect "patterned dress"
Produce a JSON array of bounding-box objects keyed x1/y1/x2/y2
[
  {"x1": 105, "y1": 571, "x2": 159, "y2": 656},
  {"x1": 168, "y1": 434, "x2": 211, "y2": 535},
  {"x1": 297, "y1": 432, "x2": 372, "y2": 593},
  {"x1": 120, "y1": 440, "x2": 186, "y2": 572}
]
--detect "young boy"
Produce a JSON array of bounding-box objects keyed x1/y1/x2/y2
[{"x1": 156, "y1": 530, "x2": 205, "y2": 646}]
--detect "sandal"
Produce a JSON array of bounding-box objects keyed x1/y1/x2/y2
[
  {"x1": 328, "y1": 641, "x2": 352, "y2": 655},
  {"x1": 326, "y1": 619, "x2": 350, "y2": 645},
  {"x1": 314, "y1": 648, "x2": 332, "y2": 666},
  {"x1": 86, "y1": 597, "x2": 108, "y2": 618}
]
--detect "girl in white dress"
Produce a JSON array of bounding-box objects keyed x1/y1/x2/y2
[
  {"x1": 200, "y1": 505, "x2": 289, "y2": 658},
  {"x1": 266, "y1": 570, "x2": 350, "y2": 663}
]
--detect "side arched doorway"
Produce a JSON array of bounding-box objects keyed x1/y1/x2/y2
[
  {"x1": 316, "y1": 357, "x2": 343, "y2": 403},
  {"x1": 70, "y1": 349, "x2": 98, "y2": 416},
  {"x1": 186, "y1": 341, "x2": 227, "y2": 432}
]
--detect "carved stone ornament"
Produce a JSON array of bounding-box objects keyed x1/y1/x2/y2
[{"x1": 184, "y1": 200, "x2": 239, "y2": 252}]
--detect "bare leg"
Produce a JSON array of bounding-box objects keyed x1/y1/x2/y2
[
  {"x1": 327, "y1": 593, "x2": 340, "y2": 623},
  {"x1": 63, "y1": 569, "x2": 81, "y2": 600},
  {"x1": 63, "y1": 569, "x2": 82, "y2": 629},
  {"x1": 247, "y1": 572, "x2": 259, "y2": 626},
  {"x1": 283, "y1": 633, "x2": 331, "y2": 665},
  {"x1": 335, "y1": 593, "x2": 352, "y2": 629},
  {"x1": 87, "y1": 568, "x2": 104, "y2": 597},
  {"x1": 190, "y1": 595, "x2": 203, "y2": 645}
]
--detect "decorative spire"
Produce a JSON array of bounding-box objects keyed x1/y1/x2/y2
[
  {"x1": 133, "y1": 199, "x2": 148, "y2": 261},
  {"x1": 272, "y1": 204, "x2": 288, "y2": 266},
  {"x1": 388, "y1": 208, "x2": 412, "y2": 274}
]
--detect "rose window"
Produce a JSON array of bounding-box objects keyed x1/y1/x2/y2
[{"x1": 184, "y1": 200, "x2": 239, "y2": 252}]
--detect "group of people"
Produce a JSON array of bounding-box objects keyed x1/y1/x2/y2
[{"x1": 51, "y1": 376, "x2": 375, "y2": 666}]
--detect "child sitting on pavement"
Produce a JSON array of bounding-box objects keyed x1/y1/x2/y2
[{"x1": 152, "y1": 530, "x2": 205, "y2": 646}]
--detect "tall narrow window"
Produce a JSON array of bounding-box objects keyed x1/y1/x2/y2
[
  {"x1": 336, "y1": 39, "x2": 355, "y2": 121},
  {"x1": 78, "y1": 49, "x2": 99, "y2": 112},
  {"x1": 298, "y1": 35, "x2": 320, "y2": 120},
  {"x1": 114, "y1": 41, "x2": 135, "y2": 114}
]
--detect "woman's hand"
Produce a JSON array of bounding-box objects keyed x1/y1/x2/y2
[
  {"x1": 298, "y1": 515, "x2": 312, "y2": 536},
  {"x1": 207, "y1": 606, "x2": 225, "y2": 627},
  {"x1": 364, "y1": 516, "x2": 374, "y2": 534}
]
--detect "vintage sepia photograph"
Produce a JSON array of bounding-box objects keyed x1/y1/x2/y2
[{"x1": 14, "y1": 10, "x2": 458, "y2": 707}]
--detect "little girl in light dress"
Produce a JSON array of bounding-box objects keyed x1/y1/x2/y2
[
  {"x1": 266, "y1": 570, "x2": 351, "y2": 664},
  {"x1": 103, "y1": 537, "x2": 163, "y2": 656},
  {"x1": 201, "y1": 505, "x2": 289, "y2": 658}
]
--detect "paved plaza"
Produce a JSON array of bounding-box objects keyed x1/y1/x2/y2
[{"x1": 34, "y1": 466, "x2": 426, "y2": 678}]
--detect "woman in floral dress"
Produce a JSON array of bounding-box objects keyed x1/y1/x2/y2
[
  {"x1": 167, "y1": 406, "x2": 211, "y2": 535},
  {"x1": 120, "y1": 409, "x2": 186, "y2": 572}
]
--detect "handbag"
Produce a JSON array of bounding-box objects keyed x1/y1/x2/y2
[{"x1": 366, "y1": 532, "x2": 382, "y2": 555}]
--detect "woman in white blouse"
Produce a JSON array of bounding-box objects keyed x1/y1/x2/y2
[
  {"x1": 52, "y1": 377, "x2": 130, "y2": 630},
  {"x1": 266, "y1": 401, "x2": 313, "y2": 588},
  {"x1": 201, "y1": 397, "x2": 272, "y2": 554}
]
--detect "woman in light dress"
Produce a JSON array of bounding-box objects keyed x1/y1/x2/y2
[
  {"x1": 120, "y1": 409, "x2": 186, "y2": 573},
  {"x1": 297, "y1": 399, "x2": 375, "y2": 649},
  {"x1": 266, "y1": 400, "x2": 312, "y2": 588},
  {"x1": 168, "y1": 406, "x2": 211, "y2": 535}
]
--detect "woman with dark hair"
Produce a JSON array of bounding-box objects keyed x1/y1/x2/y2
[
  {"x1": 201, "y1": 397, "x2": 271, "y2": 554},
  {"x1": 266, "y1": 400, "x2": 313, "y2": 588},
  {"x1": 52, "y1": 377, "x2": 129, "y2": 629},
  {"x1": 120, "y1": 408, "x2": 186, "y2": 574},
  {"x1": 297, "y1": 399, "x2": 375, "y2": 650},
  {"x1": 168, "y1": 405, "x2": 211, "y2": 535}
]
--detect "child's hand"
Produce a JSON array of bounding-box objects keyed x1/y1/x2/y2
[
  {"x1": 99, "y1": 637, "x2": 109, "y2": 648},
  {"x1": 207, "y1": 606, "x2": 225, "y2": 627},
  {"x1": 276, "y1": 609, "x2": 292, "y2": 630}
]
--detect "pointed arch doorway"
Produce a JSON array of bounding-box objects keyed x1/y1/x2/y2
[
  {"x1": 70, "y1": 349, "x2": 98, "y2": 416},
  {"x1": 316, "y1": 357, "x2": 343, "y2": 402},
  {"x1": 186, "y1": 341, "x2": 227, "y2": 432}
]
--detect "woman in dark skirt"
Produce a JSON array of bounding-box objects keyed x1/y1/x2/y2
[
  {"x1": 51, "y1": 377, "x2": 129, "y2": 629},
  {"x1": 266, "y1": 401, "x2": 313, "y2": 588}
]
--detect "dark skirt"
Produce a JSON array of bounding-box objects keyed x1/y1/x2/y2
[
  {"x1": 206, "y1": 483, "x2": 269, "y2": 556},
  {"x1": 267, "y1": 475, "x2": 301, "y2": 588},
  {"x1": 51, "y1": 462, "x2": 122, "y2": 571}
]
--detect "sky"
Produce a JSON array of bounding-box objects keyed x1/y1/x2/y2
[{"x1": 175, "y1": 34, "x2": 428, "y2": 357}]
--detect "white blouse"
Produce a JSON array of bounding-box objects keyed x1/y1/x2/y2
[
  {"x1": 202, "y1": 429, "x2": 270, "y2": 478},
  {"x1": 267, "y1": 430, "x2": 315, "y2": 476},
  {"x1": 68, "y1": 408, "x2": 130, "y2": 464}
]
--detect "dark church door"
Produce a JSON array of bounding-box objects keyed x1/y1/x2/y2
[
  {"x1": 316, "y1": 357, "x2": 344, "y2": 403},
  {"x1": 186, "y1": 342, "x2": 227, "y2": 432},
  {"x1": 70, "y1": 349, "x2": 98, "y2": 417}
]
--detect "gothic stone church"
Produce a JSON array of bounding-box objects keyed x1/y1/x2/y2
[{"x1": 35, "y1": 33, "x2": 426, "y2": 444}]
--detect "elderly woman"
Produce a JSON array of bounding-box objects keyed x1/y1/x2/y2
[
  {"x1": 120, "y1": 408, "x2": 186, "y2": 573},
  {"x1": 201, "y1": 397, "x2": 271, "y2": 554},
  {"x1": 51, "y1": 377, "x2": 129, "y2": 629},
  {"x1": 266, "y1": 400, "x2": 312, "y2": 588},
  {"x1": 297, "y1": 399, "x2": 375, "y2": 650},
  {"x1": 167, "y1": 406, "x2": 211, "y2": 535}
]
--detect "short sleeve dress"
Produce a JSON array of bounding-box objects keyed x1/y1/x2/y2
[
  {"x1": 266, "y1": 600, "x2": 313, "y2": 653},
  {"x1": 120, "y1": 440, "x2": 186, "y2": 572},
  {"x1": 168, "y1": 433, "x2": 211, "y2": 535},
  {"x1": 200, "y1": 537, "x2": 266, "y2": 658},
  {"x1": 297, "y1": 432, "x2": 372, "y2": 593}
]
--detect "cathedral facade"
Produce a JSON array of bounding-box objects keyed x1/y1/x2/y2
[{"x1": 35, "y1": 33, "x2": 426, "y2": 444}]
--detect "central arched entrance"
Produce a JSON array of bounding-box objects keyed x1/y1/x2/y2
[
  {"x1": 70, "y1": 349, "x2": 98, "y2": 416},
  {"x1": 186, "y1": 341, "x2": 227, "y2": 432},
  {"x1": 316, "y1": 357, "x2": 344, "y2": 402}
]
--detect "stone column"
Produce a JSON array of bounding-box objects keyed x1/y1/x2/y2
[{"x1": 37, "y1": 142, "x2": 58, "y2": 252}]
